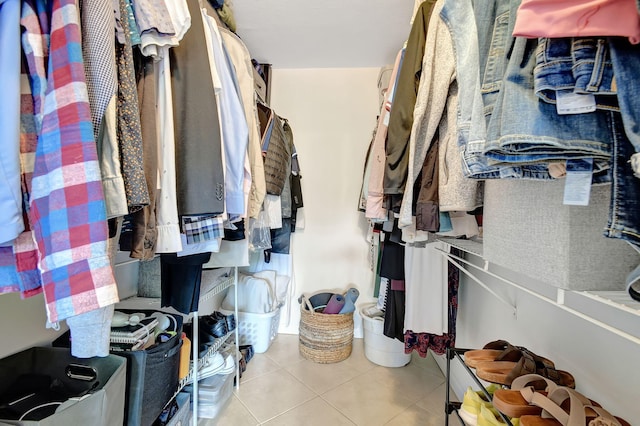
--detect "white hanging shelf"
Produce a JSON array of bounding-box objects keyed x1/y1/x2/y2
[{"x1": 436, "y1": 237, "x2": 640, "y2": 345}]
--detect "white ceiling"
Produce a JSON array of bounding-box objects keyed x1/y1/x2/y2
[{"x1": 230, "y1": 0, "x2": 415, "y2": 69}]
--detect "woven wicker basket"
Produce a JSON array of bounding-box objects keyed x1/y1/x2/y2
[{"x1": 298, "y1": 295, "x2": 354, "y2": 363}]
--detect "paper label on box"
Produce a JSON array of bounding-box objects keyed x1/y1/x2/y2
[
  {"x1": 556, "y1": 91, "x2": 596, "y2": 115},
  {"x1": 563, "y1": 158, "x2": 593, "y2": 206}
]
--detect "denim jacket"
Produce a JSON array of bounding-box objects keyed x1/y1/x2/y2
[
  {"x1": 442, "y1": 0, "x2": 551, "y2": 179},
  {"x1": 440, "y1": 0, "x2": 503, "y2": 179}
]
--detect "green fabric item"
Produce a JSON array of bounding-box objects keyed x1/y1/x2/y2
[
  {"x1": 383, "y1": 0, "x2": 438, "y2": 195},
  {"x1": 216, "y1": 3, "x2": 236, "y2": 32}
]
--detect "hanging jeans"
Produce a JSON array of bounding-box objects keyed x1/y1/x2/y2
[
  {"x1": 483, "y1": 36, "x2": 613, "y2": 176},
  {"x1": 608, "y1": 36, "x2": 640, "y2": 178},
  {"x1": 441, "y1": 0, "x2": 551, "y2": 179},
  {"x1": 605, "y1": 112, "x2": 640, "y2": 246},
  {"x1": 515, "y1": 36, "x2": 640, "y2": 244}
]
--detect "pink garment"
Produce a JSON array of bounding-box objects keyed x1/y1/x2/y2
[
  {"x1": 365, "y1": 49, "x2": 403, "y2": 221},
  {"x1": 513, "y1": 0, "x2": 640, "y2": 44}
]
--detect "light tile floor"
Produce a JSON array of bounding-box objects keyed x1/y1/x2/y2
[{"x1": 198, "y1": 334, "x2": 460, "y2": 426}]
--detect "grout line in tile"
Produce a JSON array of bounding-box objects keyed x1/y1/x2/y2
[
  {"x1": 242, "y1": 369, "x2": 320, "y2": 425},
  {"x1": 227, "y1": 394, "x2": 261, "y2": 425},
  {"x1": 255, "y1": 392, "x2": 319, "y2": 425},
  {"x1": 317, "y1": 394, "x2": 359, "y2": 425},
  {"x1": 287, "y1": 368, "x2": 324, "y2": 396},
  {"x1": 237, "y1": 363, "x2": 285, "y2": 386},
  {"x1": 382, "y1": 402, "x2": 432, "y2": 425},
  {"x1": 315, "y1": 375, "x2": 366, "y2": 425}
]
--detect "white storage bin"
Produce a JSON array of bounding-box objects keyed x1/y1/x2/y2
[
  {"x1": 219, "y1": 305, "x2": 281, "y2": 353},
  {"x1": 190, "y1": 372, "x2": 234, "y2": 419},
  {"x1": 361, "y1": 303, "x2": 411, "y2": 367}
]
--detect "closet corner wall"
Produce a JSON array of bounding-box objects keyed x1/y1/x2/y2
[
  {"x1": 0, "y1": 293, "x2": 67, "y2": 360},
  {"x1": 267, "y1": 67, "x2": 383, "y2": 338}
]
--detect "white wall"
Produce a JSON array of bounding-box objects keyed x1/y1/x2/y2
[
  {"x1": 269, "y1": 68, "x2": 381, "y2": 337},
  {"x1": 0, "y1": 292, "x2": 67, "y2": 358}
]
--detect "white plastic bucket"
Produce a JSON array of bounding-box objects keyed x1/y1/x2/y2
[{"x1": 360, "y1": 303, "x2": 411, "y2": 367}]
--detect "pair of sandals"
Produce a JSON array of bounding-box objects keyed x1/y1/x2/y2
[
  {"x1": 464, "y1": 340, "x2": 575, "y2": 389},
  {"x1": 492, "y1": 374, "x2": 629, "y2": 425},
  {"x1": 237, "y1": 345, "x2": 254, "y2": 379}
]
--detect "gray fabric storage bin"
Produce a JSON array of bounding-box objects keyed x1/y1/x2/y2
[
  {"x1": 483, "y1": 179, "x2": 639, "y2": 290},
  {"x1": 111, "y1": 310, "x2": 183, "y2": 426},
  {"x1": 0, "y1": 347, "x2": 126, "y2": 426},
  {"x1": 51, "y1": 310, "x2": 183, "y2": 426},
  {"x1": 121, "y1": 337, "x2": 182, "y2": 426}
]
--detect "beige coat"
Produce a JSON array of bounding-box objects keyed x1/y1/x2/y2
[{"x1": 399, "y1": 0, "x2": 482, "y2": 231}]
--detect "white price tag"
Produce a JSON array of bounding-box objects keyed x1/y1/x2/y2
[
  {"x1": 563, "y1": 158, "x2": 593, "y2": 206},
  {"x1": 556, "y1": 91, "x2": 596, "y2": 115}
]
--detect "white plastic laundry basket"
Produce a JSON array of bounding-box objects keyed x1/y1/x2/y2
[
  {"x1": 219, "y1": 306, "x2": 281, "y2": 353},
  {"x1": 361, "y1": 303, "x2": 411, "y2": 367}
]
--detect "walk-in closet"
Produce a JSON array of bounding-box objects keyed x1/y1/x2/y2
[{"x1": 0, "y1": 0, "x2": 639, "y2": 425}]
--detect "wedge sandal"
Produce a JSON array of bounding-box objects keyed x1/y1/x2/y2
[
  {"x1": 492, "y1": 374, "x2": 559, "y2": 418},
  {"x1": 519, "y1": 387, "x2": 630, "y2": 426},
  {"x1": 475, "y1": 349, "x2": 575, "y2": 388},
  {"x1": 493, "y1": 374, "x2": 604, "y2": 419},
  {"x1": 464, "y1": 340, "x2": 529, "y2": 369}
]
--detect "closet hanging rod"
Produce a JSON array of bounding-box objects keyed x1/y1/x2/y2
[{"x1": 435, "y1": 246, "x2": 640, "y2": 346}]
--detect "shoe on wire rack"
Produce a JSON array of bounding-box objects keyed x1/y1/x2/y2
[
  {"x1": 458, "y1": 384, "x2": 500, "y2": 426},
  {"x1": 213, "y1": 311, "x2": 236, "y2": 333},
  {"x1": 199, "y1": 314, "x2": 228, "y2": 339},
  {"x1": 477, "y1": 404, "x2": 519, "y2": 426},
  {"x1": 184, "y1": 353, "x2": 225, "y2": 384},
  {"x1": 239, "y1": 344, "x2": 254, "y2": 363}
]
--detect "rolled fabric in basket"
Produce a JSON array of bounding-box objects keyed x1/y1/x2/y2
[
  {"x1": 308, "y1": 292, "x2": 333, "y2": 310},
  {"x1": 323, "y1": 294, "x2": 345, "y2": 314},
  {"x1": 339, "y1": 288, "x2": 359, "y2": 314},
  {"x1": 298, "y1": 291, "x2": 333, "y2": 310}
]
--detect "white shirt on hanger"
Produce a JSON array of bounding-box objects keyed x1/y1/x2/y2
[
  {"x1": 154, "y1": 0, "x2": 191, "y2": 253},
  {"x1": 202, "y1": 9, "x2": 249, "y2": 217},
  {"x1": 219, "y1": 27, "x2": 267, "y2": 219}
]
